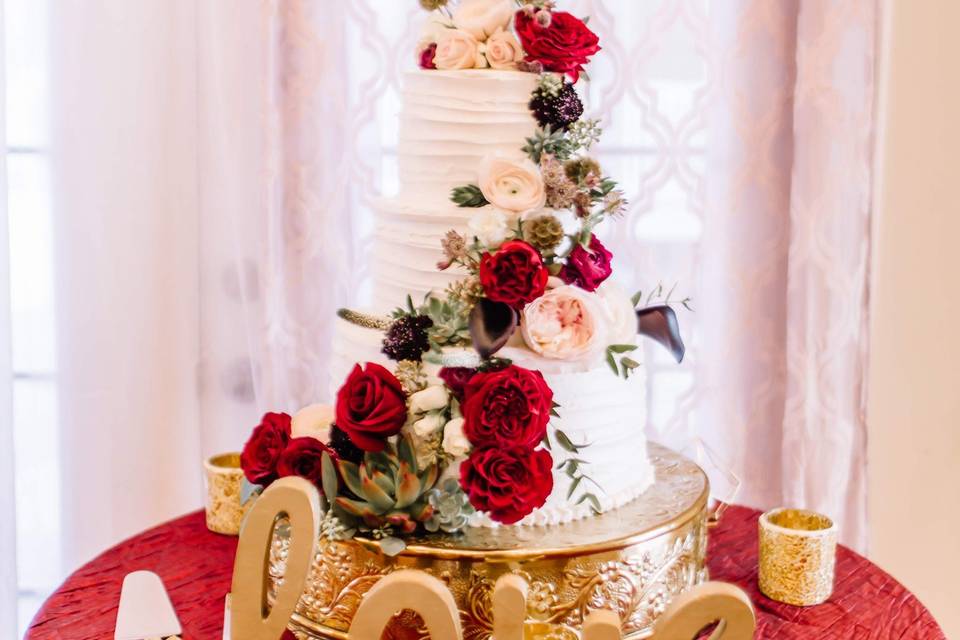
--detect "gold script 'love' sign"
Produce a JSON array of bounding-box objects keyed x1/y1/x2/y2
[{"x1": 230, "y1": 477, "x2": 756, "y2": 640}]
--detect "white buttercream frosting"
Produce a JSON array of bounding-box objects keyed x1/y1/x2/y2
[{"x1": 332, "y1": 70, "x2": 654, "y2": 527}]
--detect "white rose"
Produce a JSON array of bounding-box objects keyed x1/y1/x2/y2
[
  {"x1": 434, "y1": 29, "x2": 484, "y2": 70},
  {"x1": 467, "y1": 205, "x2": 514, "y2": 249},
  {"x1": 597, "y1": 282, "x2": 639, "y2": 345},
  {"x1": 521, "y1": 285, "x2": 608, "y2": 360},
  {"x1": 441, "y1": 417, "x2": 471, "y2": 457},
  {"x1": 478, "y1": 156, "x2": 547, "y2": 213},
  {"x1": 413, "y1": 412, "x2": 446, "y2": 437},
  {"x1": 484, "y1": 27, "x2": 525, "y2": 70},
  {"x1": 418, "y1": 14, "x2": 454, "y2": 49},
  {"x1": 452, "y1": 0, "x2": 515, "y2": 41},
  {"x1": 408, "y1": 385, "x2": 450, "y2": 414},
  {"x1": 290, "y1": 403, "x2": 334, "y2": 442}
]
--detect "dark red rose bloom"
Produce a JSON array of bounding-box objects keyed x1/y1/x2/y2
[
  {"x1": 438, "y1": 366, "x2": 478, "y2": 400},
  {"x1": 559, "y1": 235, "x2": 613, "y2": 292},
  {"x1": 277, "y1": 437, "x2": 335, "y2": 491},
  {"x1": 514, "y1": 10, "x2": 600, "y2": 82},
  {"x1": 419, "y1": 43, "x2": 438, "y2": 70},
  {"x1": 462, "y1": 365, "x2": 553, "y2": 449},
  {"x1": 240, "y1": 412, "x2": 291, "y2": 486},
  {"x1": 479, "y1": 240, "x2": 549, "y2": 309},
  {"x1": 335, "y1": 363, "x2": 408, "y2": 452},
  {"x1": 460, "y1": 446, "x2": 554, "y2": 524}
]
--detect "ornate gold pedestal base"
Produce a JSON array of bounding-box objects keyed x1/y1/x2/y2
[{"x1": 269, "y1": 444, "x2": 708, "y2": 639}]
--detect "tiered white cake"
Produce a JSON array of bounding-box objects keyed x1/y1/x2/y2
[{"x1": 330, "y1": 69, "x2": 654, "y2": 527}]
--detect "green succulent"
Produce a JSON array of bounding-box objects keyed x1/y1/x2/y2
[
  {"x1": 425, "y1": 478, "x2": 476, "y2": 534},
  {"x1": 333, "y1": 435, "x2": 439, "y2": 534},
  {"x1": 523, "y1": 126, "x2": 576, "y2": 163}
]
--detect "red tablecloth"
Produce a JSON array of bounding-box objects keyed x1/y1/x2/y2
[{"x1": 26, "y1": 505, "x2": 944, "y2": 639}]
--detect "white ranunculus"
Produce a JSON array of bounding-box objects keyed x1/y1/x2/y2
[
  {"x1": 467, "y1": 205, "x2": 514, "y2": 249},
  {"x1": 478, "y1": 156, "x2": 547, "y2": 213},
  {"x1": 597, "y1": 282, "x2": 639, "y2": 345},
  {"x1": 452, "y1": 0, "x2": 515, "y2": 41},
  {"x1": 441, "y1": 417, "x2": 471, "y2": 457},
  {"x1": 413, "y1": 412, "x2": 447, "y2": 437},
  {"x1": 290, "y1": 403, "x2": 334, "y2": 442},
  {"x1": 434, "y1": 29, "x2": 483, "y2": 70},
  {"x1": 484, "y1": 27, "x2": 525, "y2": 69},
  {"x1": 521, "y1": 285, "x2": 608, "y2": 360},
  {"x1": 408, "y1": 385, "x2": 450, "y2": 414}
]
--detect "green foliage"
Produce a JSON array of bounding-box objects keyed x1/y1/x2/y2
[
  {"x1": 606, "y1": 344, "x2": 641, "y2": 379},
  {"x1": 331, "y1": 435, "x2": 439, "y2": 538},
  {"x1": 450, "y1": 184, "x2": 489, "y2": 208},
  {"x1": 523, "y1": 126, "x2": 576, "y2": 163}
]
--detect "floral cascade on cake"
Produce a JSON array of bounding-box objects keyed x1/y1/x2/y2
[{"x1": 239, "y1": 0, "x2": 689, "y2": 554}]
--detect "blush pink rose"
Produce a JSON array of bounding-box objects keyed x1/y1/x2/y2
[{"x1": 520, "y1": 284, "x2": 606, "y2": 360}]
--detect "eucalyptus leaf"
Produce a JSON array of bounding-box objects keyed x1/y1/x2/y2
[
  {"x1": 320, "y1": 453, "x2": 338, "y2": 502},
  {"x1": 379, "y1": 536, "x2": 407, "y2": 557},
  {"x1": 554, "y1": 429, "x2": 580, "y2": 453},
  {"x1": 631, "y1": 290, "x2": 643, "y2": 307},
  {"x1": 605, "y1": 350, "x2": 618, "y2": 375},
  {"x1": 567, "y1": 476, "x2": 583, "y2": 499},
  {"x1": 607, "y1": 344, "x2": 638, "y2": 354},
  {"x1": 240, "y1": 477, "x2": 262, "y2": 506}
]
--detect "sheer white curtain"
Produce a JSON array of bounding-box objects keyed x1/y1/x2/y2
[{"x1": 48, "y1": 0, "x2": 374, "y2": 570}]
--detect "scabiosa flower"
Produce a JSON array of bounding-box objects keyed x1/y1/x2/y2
[
  {"x1": 419, "y1": 0, "x2": 449, "y2": 10},
  {"x1": 529, "y1": 82, "x2": 584, "y2": 131},
  {"x1": 382, "y1": 315, "x2": 434, "y2": 362},
  {"x1": 523, "y1": 213, "x2": 566, "y2": 253},
  {"x1": 328, "y1": 424, "x2": 364, "y2": 464}
]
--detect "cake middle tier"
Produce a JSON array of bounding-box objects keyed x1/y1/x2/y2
[{"x1": 370, "y1": 196, "x2": 475, "y2": 311}]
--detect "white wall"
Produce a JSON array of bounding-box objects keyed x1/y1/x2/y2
[{"x1": 869, "y1": 0, "x2": 960, "y2": 636}]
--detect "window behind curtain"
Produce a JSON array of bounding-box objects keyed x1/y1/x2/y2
[{"x1": 5, "y1": 0, "x2": 60, "y2": 634}]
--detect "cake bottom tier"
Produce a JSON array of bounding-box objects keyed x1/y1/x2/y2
[
  {"x1": 270, "y1": 443, "x2": 709, "y2": 640},
  {"x1": 330, "y1": 318, "x2": 655, "y2": 527}
]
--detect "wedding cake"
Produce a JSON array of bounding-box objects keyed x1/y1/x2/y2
[{"x1": 239, "y1": 0, "x2": 685, "y2": 548}]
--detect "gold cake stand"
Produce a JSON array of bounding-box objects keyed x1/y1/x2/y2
[{"x1": 269, "y1": 443, "x2": 709, "y2": 639}]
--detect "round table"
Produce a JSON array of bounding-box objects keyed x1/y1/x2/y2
[{"x1": 26, "y1": 505, "x2": 944, "y2": 639}]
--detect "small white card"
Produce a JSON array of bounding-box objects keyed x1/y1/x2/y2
[{"x1": 114, "y1": 571, "x2": 182, "y2": 640}]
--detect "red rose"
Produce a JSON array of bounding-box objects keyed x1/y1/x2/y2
[
  {"x1": 462, "y1": 364, "x2": 553, "y2": 449},
  {"x1": 514, "y1": 10, "x2": 600, "y2": 82},
  {"x1": 335, "y1": 363, "x2": 407, "y2": 452},
  {"x1": 240, "y1": 412, "x2": 291, "y2": 486},
  {"x1": 559, "y1": 235, "x2": 613, "y2": 292},
  {"x1": 460, "y1": 446, "x2": 554, "y2": 524},
  {"x1": 277, "y1": 436, "x2": 335, "y2": 490},
  {"x1": 419, "y1": 43, "x2": 438, "y2": 70},
  {"x1": 438, "y1": 366, "x2": 478, "y2": 400},
  {"x1": 479, "y1": 240, "x2": 549, "y2": 309}
]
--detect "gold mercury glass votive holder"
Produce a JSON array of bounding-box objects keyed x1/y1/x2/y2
[
  {"x1": 758, "y1": 507, "x2": 837, "y2": 606},
  {"x1": 203, "y1": 452, "x2": 250, "y2": 535}
]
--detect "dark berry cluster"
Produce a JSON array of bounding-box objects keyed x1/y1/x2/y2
[
  {"x1": 329, "y1": 425, "x2": 364, "y2": 464},
  {"x1": 529, "y1": 83, "x2": 584, "y2": 131},
  {"x1": 381, "y1": 315, "x2": 433, "y2": 362}
]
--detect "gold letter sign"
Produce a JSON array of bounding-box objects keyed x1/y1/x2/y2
[
  {"x1": 229, "y1": 479, "x2": 756, "y2": 640},
  {"x1": 230, "y1": 476, "x2": 321, "y2": 640}
]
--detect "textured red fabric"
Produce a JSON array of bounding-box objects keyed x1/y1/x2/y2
[{"x1": 26, "y1": 506, "x2": 944, "y2": 639}]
